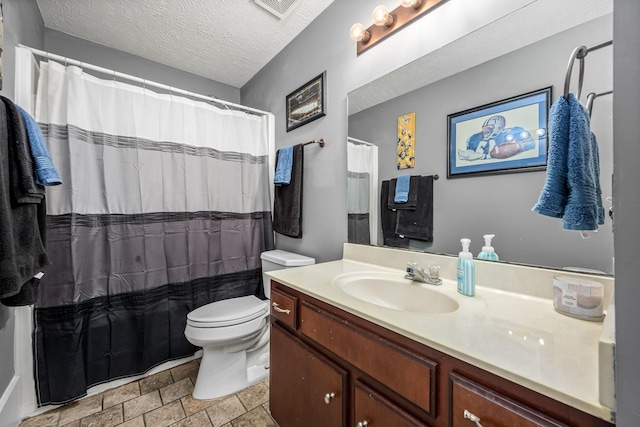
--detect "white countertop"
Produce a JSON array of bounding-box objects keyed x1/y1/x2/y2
[{"x1": 266, "y1": 246, "x2": 615, "y2": 423}]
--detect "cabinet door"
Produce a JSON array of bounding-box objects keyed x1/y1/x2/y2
[
  {"x1": 270, "y1": 323, "x2": 347, "y2": 427},
  {"x1": 300, "y1": 302, "x2": 437, "y2": 415},
  {"x1": 450, "y1": 373, "x2": 568, "y2": 427},
  {"x1": 353, "y1": 381, "x2": 429, "y2": 427}
]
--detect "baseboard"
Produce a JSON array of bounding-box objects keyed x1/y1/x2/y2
[{"x1": 0, "y1": 376, "x2": 21, "y2": 427}]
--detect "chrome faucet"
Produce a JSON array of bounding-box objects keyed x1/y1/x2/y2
[{"x1": 405, "y1": 263, "x2": 442, "y2": 286}]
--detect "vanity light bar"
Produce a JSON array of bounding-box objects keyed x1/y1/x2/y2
[{"x1": 351, "y1": 0, "x2": 448, "y2": 55}]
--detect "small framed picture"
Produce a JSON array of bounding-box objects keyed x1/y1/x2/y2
[
  {"x1": 397, "y1": 112, "x2": 415, "y2": 170},
  {"x1": 286, "y1": 71, "x2": 326, "y2": 132},
  {"x1": 447, "y1": 87, "x2": 551, "y2": 178}
]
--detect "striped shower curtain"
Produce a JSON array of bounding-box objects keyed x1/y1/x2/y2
[
  {"x1": 32, "y1": 61, "x2": 274, "y2": 405},
  {"x1": 347, "y1": 140, "x2": 378, "y2": 245}
]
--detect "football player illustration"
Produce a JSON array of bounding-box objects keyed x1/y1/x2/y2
[{"x1": 458, "y1": 115, "x2": 536, "y2": 161}]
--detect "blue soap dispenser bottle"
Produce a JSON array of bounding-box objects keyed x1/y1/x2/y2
[
  {"x1": 478, "y1": 234, "x2": 499, "y2": 261},
  {"x1": 457, "y1": 238, "x2": 475, "y2": 296}
]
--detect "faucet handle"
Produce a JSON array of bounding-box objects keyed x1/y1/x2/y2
[
  {"x1": 428, "y1": 264, "x2": 440, "y2": 279},
  {"x1": 406, "y1": 261, "x2": 417, "y2": 276}
]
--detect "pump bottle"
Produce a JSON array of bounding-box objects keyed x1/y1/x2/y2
[
  {"x1": 478, "y1": 234, "x2": 499, "y2": 261},
  {"x1": 457, "y1": 238, "x2": 476, "y2": 296}
]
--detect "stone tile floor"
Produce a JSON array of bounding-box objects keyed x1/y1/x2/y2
[{"x1": 19, "y1": 359, "x2": 278, "y2": 427}]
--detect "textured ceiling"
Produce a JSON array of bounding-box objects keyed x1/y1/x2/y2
[{"x1": 35, "y1": 0, "x2": 334, "y2": 88}]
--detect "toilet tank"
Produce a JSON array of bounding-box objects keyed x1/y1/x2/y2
[{"x1": 260, "y1": 250, "x2": 315, "y2": 298}]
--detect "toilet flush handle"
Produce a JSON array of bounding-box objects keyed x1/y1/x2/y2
[{"x1": 272, "y1": 302, "x2": 290, "y2": 315}]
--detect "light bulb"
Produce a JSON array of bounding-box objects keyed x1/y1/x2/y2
[
  {"x1": 400, "y1": 0, "x2": 422, "y2": 8},
  {"x1": 349, "y1": 23, "x2": 370, "y2": 43},
  {"x1": 372, "y1": 5, "x2": 394, "y2": 27}
]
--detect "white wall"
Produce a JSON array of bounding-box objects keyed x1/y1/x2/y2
[{"x1": 613, "y1": 1, "x2": 640, "y2": 425}]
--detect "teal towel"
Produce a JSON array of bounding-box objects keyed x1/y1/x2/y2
[
  {"x1": 15, "y1": 104, "x2": 62, "y2": 186},
  {"x1": 394, "y1": 175, "x2": 411, "y2": 203},
  {"x1": 274, "y1": 145, "x2": 293, "y2": 185},
  {"x1": 532, "y1": 94, "x2": 604, "y2": 231}
]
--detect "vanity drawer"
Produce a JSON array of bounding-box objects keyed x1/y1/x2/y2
[
  {"x1": 450, "y1": 373, "x2": 568, "y2": 427},
  {"x1": 270, "y1": 286, "x2": 297, "y2": 329},
  {"x1": 354, "y1": 380, "x2": 429, "y2": 427},
  {"x1": 300, "y1": 302, "x2": 437, "y2": 415}
]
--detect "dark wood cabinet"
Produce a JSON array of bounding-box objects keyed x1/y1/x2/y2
[
  {"x1": 270, "y1": 323, "x2": 347, "y2": 427},
  {"x1": 269, "y1": 281, "x2": 614, "y2": 427},
  {"x1": 353, "y1": 381, "x2": 429, "y2": 427},
  {"x1": 450, "y1": 373, "x2": 568, "y2": 427}
]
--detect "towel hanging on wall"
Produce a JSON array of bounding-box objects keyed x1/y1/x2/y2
[{"x1": 273, "y1": 144, "x2": 304, "y2": 238}]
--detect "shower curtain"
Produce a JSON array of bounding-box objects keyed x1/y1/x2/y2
[
  {"x1": 347, "y1": 140, "x2": 378, "y2": 245},
  {"x1": 32, "y1": 61, "x2": 274, "y2": 405}
]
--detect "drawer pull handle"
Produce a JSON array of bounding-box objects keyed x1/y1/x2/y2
[
  {"x1": 356, "y1": 421, "x2": 368, "y2": 427},
  {"x1": 464, "y1": 409, "x2": 484, "y2": 427},
  {"x1": 324, "y1": 392, "x2": 335, "y2": 404},
  {"x1": 272, "y1": 302, "x2": 290, "y2": 314}
]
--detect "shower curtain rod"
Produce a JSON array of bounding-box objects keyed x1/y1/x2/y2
[
  {"x1": 18, "y1": 44, "x2": 270, "y2": 117},
  {"x1": 348, "y1": 137, "x2": 374, "y2": 146}
]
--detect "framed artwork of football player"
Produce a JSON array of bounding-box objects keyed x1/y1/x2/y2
[{"x1": 447, "y1": 87, "x2": 551, "y2": 178}]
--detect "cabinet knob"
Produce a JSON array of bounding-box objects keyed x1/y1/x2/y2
[
  {"x1": 356, "y1": 421, "x2": 368, "y2": 427},
  {"x1": 272, "y1": 302, "x2": 290, "y2": 315},
  {"x1": 324, "y1": 392, "x2": 336, "y2": 404},
  {"x1": 463, "y1": 409, "x2": 484, "y2": 427}
]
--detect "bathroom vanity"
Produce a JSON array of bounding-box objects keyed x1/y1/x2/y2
[{"x1": 267, "y1": 244, "x2": 615, "y2": 427}]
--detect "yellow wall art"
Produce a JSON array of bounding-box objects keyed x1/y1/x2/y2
[{"x1": 397, "y1": 112, "x2": 415, "y2": 169}]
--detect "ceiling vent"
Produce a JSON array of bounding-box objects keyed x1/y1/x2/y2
[{"x1": 254, "y1": 0, "x2": 301, "y2": 20}]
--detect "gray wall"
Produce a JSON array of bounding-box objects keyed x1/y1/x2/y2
[
  {"x1": 349, "y1": 16, "x2": 614, "y2": 273},
  {"x1": 0, "y1": 0, "x2": 45, "y2": 406},
  {"x1": 242, "y1": 0, "x2": 463, "y2": 263},
  {"x1": 613, "y1": 1, "x2": 640, "y2": 425},
  {"x1": 1, "y1": 0, "x2": 638, "y2": 424},
  {"x1": 244, "y1": 0, "x2": 639, "y2": 424},
  {"x1": 43, "y1": 30, "x2": 240, "y2": 104}
]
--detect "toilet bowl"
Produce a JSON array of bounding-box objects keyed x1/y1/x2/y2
[{"x1": 184, "y1": 249, "x2": 315, "y2": 400}]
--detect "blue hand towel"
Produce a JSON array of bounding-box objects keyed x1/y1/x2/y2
[
  {"x1": 274, "y1": 145, "x2": 294, "y2": 185},
  {"x1": 394, "y1": 175, "x2": 411, "y2": 203},
  {"x1": 532, "y1": 95, "x2": 570, "y2": 217},
  {"x1": 15, "y1": 104, "x2": 62, "y2": 186},
  {"x1": 532, "y1": 94, "x2": 604, "y2": 231},
  {"x1": 562, "y1": 96, "x2": 603, "y2": 231}
]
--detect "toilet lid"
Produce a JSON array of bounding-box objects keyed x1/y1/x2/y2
[{"x1": 187, "y1": 296, "x2": 268, "y2": 327}]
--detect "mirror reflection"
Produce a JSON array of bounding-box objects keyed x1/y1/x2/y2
[{"x1": 348, "y1": 15, "x2": 614, "y2": 275}]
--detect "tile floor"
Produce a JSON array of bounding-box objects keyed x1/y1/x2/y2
[{"x1": 19, "y1": 358, "x2": 278, "y2": 427}]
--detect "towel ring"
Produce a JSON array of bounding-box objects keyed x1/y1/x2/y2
[
  {"x1": 586, "y1": 91, "x2": 613, "y2": 117},
  {"x1": 563, "y1": 46, "x2": 587, "y2": 100}
]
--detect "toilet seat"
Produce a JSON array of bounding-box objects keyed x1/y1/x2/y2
[{"x1": 187, "y1": 295, "x2": 268, "y2": 328}]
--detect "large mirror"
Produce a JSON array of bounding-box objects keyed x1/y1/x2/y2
[{"x1": 348, "y1": 7, "x2": 613, "y2": 274}]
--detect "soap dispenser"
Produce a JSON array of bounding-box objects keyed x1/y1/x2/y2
[
  {"x1": 457, "y1": 238, "x2": 475, "y2": 296},
  {"x1": 478, "y1": 234, "x2": 499, "y2": 261}
]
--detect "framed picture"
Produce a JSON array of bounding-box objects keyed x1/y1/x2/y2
[
  {"x1": 397, "y1": 112, "x2": 415, "y2": 170},
  {"x1": 286, "y1": 71, "x2": 326, "y2": 132},
  {"x1": 447, "y1": 87, "x2": 551, "y2": 178}
]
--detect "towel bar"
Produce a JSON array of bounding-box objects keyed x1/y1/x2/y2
[
  {"x1": 563, "y1": 40, "x2": 612, "y2": 100},
  {"x1": 301, "y1": 139, "x2": 325, "y2": 147}
]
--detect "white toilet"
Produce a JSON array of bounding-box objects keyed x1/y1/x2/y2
[{"x1": 184, "y1": 249, "x2": 315, "y2": 400}]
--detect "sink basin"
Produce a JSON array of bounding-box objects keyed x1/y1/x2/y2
[{"x1": 333, "y1": 272, "x2": 459, "y2": 314}]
